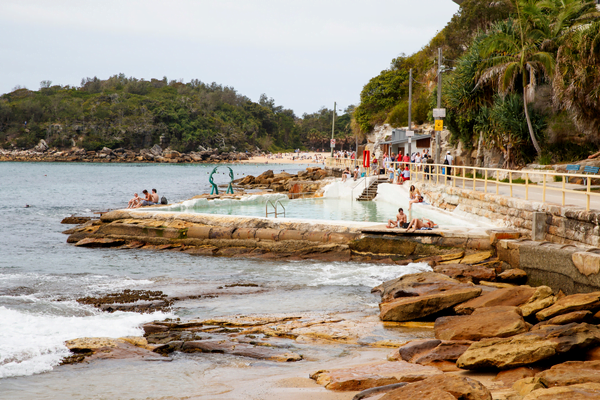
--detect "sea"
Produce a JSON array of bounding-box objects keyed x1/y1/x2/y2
[{"x1": 0, "y1": 161, "x2": 433, "y2": 399}]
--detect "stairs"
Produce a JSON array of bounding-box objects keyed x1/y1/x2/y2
[{"x1": 357, "y1": 176, "x2": 388, "y2": 201}]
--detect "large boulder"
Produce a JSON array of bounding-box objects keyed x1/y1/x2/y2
[
  {"x1": 521, "y1": 383, "x2": 600, "y2": 400},
  {"x1": 380, "y1": 287, "x2": 482, "y2": 322},
  {"x1": 536, "y1": 360, "x2": 600, "y2": 387},
  {"x1": 394, "y1": 339, "x2": 472, "y2": 366},
  {"x1": 454, "y1": 286, "x2": 537, "y2": 315},
  {"x1": 457, "y1": 323, "x2": 600, "y2": 370},
  {"x1": 310, "y1": 361, "x2": 441, "y2": 391},
  {"x1": 255, "y1": 170, "x2": 274, "y2": 184},
  {"x1": 380, "y1": 374, "x2": 492, "y2": 400},
  {"x1": 373, "y1": 272, "x2": 473, "y2": 303},
  {"x1": 435, "y1": 306, "x2": 529, "y2": 341},
  {"x1": 33, "y1": 139, "x2": 49, "y2": 153},
  {"x1": 536, "y1": 292, "x2": 600, "y2": 321},
  {"x1": 433, "y1": 264, "x2": 496, "y2": 283},
  {"x1": 149, "y1": 144, "x2": 163, "y2": 156}
]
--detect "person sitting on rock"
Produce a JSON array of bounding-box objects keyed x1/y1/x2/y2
[
  {"x1": 353, "y1": 166, "x2": 360, "y2": 181},
  {"x1": 150, "y1": 189, "x2": 159, "y2": 204},
  {"x1": 128, "y1": 193, "x2": 141, "y2": 208},
  {"x1": 140, "y1": 189, "x2": 154, "y2": 206},
  {"x1": 408, "y1": 185, "x2": 423, "y2": 210},
  {"x1": 387, "y1": 208, "x2": 407, "y2": 228},
  {"x1": 406, "y1": 217, "x2": 436, "y2": 232}
]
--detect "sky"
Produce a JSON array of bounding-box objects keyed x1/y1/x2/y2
[{"x1": 0, "y1": 0, "x2": 459, "y2": 116}]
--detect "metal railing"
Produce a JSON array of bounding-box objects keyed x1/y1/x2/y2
[
  {"x1": 405, "y1": 162, "x2": 600, "y2": 211},
  {"x1": 265, "y1": 199, "x2": 286, "y2": 218}
]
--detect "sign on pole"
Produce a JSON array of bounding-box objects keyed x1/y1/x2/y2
[
  {"x1": 406, "y1": 130, "x2": 414, "y2": 137},
  {"x1": 330, "y1": 139, "x2": 336, "y2": 147},
  {"x1": 434, "y1": 120, "x2": 444, "y2": 131},
  {"x1": 433, "y1": 108, "x2": 446, "y2": 118}
]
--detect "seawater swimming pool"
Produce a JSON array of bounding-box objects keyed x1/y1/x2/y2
[{"x1": 155, "y1": 180, "x2": 493, "y2": 229}]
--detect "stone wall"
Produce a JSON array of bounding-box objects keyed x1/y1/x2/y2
[{"x1": 417, "y1": 182, "x2": 600, "y2": 247}]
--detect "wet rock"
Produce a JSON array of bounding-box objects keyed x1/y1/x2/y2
[
  {"x1": 310, "y1": 361, "x2": 441, "y2": 391},
  {"x1": 519, "y1": 286, "x2": 556, "y2": 318},
  {"x1": 61, "y1": 216, "x2": 92, "y2": 224},
  {"x1": 181, "y1": 340, "x2": 302, "y2": 362},
  {"x1": 379, "y1": 285, "x2": 482, "y2": 322},
  {"x1": 74, "y1": 237, "x2": 125, "y2": 247},
  {"x1": 536, "y1": 292, "x2": 600, "y2": 321},
  {"x1": 373, "y1": 272, "x2": 472, "y2": 304},
  {"x1": 536, "y1": 360, "x2": 600, "y2": 387},
  {"x1": 379, "y1": 374, "x2": 492, "y2": 400},
  {"x1": 433, "y1": 264, "x2": 496, "y2": 283},
  {"x1": 77, "y1": 289, "x2": 173, "y2": 313},
  {"x1": 457, "y1": 323, "x2": 600, "y2": 370},
  {"x1": 454, "y1": 286, "x2": 537, "y2": 315},
  {"x1": 63, "y1": 336, "x2": 165, "y2": 364},
  {"x1": 397, "y1": 339, "x2": 441, "y2": 362},
  {"x1": 521, "y1": 383, "x2": 600, "y2": 400},
  {"x1": 434, "y1": 306, "x2": 529, "y2": 341},
  {"x1": 497, "y1": 269, "x2": 528, "y2": 284}
]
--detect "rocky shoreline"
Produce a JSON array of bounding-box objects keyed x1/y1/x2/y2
[
  {"x1": 0, "y1": 143, "x2": 252, "y2": 163},
  {"x1": 63, "y1": 258, "x2": 600, "y2": 399}
]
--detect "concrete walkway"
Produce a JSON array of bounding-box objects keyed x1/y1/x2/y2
[{"x1": 419, "y1": 175, "x2": 600, "y2": 211}]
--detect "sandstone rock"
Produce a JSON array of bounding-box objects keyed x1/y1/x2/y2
[
  {"x1": 74, "y1": 237, "x2": 125, "y2": 247},
  {"x1": 395, "y1": 339, "x2": 472, "y2": 368},
  {"x1": 379, "y1": 374, "x2": 492, "y2": 400},
  {"x1": 536, "y1": 360, "x2": 600, "y2": 387},
  {"x1": 163, "y1": 150, "x2": 181, "y2": 159},
  {"x1": 433, "y1": 264, "x2": 496, "y2": 283},
  {"x1": 536, "y1": 292, "x2": 600, "y2": 321},
  {"x1": 458, "y1": 251, "x2": 494, "y2": 265},
  {"x1": 572, "y1": 252, "x2": 600, "y2": 277},
  {"x1": 65, "y1": 337, "x2": 120, "y2": 351},
  {"x1": 435, "y1": 306, "x2": 529, "y2": 341},
  {"x1": 310, "y1": 361, "x2": 441, "y2": 391},
  {"x1": 181, "y1": 340, "x2": 302, "y2": 362},
  {"x1": 522, "y1": 383, "x2": 600, "y2": 399},
  {"x1": 373, "y1": 272, "x2": 472, "y2": 303},
  {"x1": 513, "y1": 377, "x2": 545, "y2": 397},
  {"x1": 380, "y1": 287, "x2": 482, "y2": 322},
  {"x1": 255, "y1": 170, "x2": 274, "y2": 184},
  {"x1": 238, "y1": 175, "x2": 255, "y2": 185},
  {"x1": 497, "y1": 269, "x2": 528, "y2": 284},
  {"x1": 519, "y1": 286, "x2": 556, "y2": 317},
  {"x1": 457, "y1": 323, "x2": 600, "y2": 370},
  {"x1": 149, "y1": 144, "x2": 163, "y2": 156},
  {"x1": 493, "y1": 367, "x2": 536, "y2": 387},
  {"x1": 455, "y1": 286, "x2": 537, "y2": 315},
  {"x1": 532, "y1": 311, "x2": 592, "y2": 330}
]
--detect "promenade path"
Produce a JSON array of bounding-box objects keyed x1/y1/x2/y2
[{"x1": 420, "y1": 174, "x2": 600, "y2": 211}]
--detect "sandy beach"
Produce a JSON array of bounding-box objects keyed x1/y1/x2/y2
[{"x1": 240, "y1": 151, "x2": 329, "y2": 165}]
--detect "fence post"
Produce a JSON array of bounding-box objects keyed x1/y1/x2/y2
[
  {"x1": 484, "y1": 169, "x2": 488, "y2": 193},
  {"x1": 496, "y1": 169, "x2": 499, "y2": 195},
  {"x1": 542, "y1": 172, "x2": 546, "y2": 203},
  {"x1": 562, "y1": 174, "x2": 565, "y2": 206},
  {"x1": 510, "y1": 171, "x2": 513, "y2": 197},
  {"x1": 587, "y1": 175, "x2": 591, "y2": 211},
  {"x1": 526, "y1": 173, "x2": 529, "y2": 200}
]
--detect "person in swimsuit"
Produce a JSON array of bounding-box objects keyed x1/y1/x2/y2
[
  {"x1": 386, "y1": 208, "x2": 407, "y2": 228},
  {"x1": 406, "y1": 217, "x2": 435, "y2": 232},
  {"x1": 128, "y1": 193, "x2": 141, "y2": 208},
  {"x1": 151, "y1": 189, "x2": 159, "y2": 204},
  {"x1": 408, "y1": 185, "x2": 423, "y2": 210}
]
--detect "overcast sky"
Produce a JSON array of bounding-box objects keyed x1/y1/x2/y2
[{"x1": 0, "y1": 0, "x2": 458, "y2": 115}]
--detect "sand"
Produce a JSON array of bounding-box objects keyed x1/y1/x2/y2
[{"x1": 239, "y1": 152, "x2": 329, "y2": 165}]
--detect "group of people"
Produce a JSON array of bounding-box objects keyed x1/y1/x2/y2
[
  {"x1": 127, "y1": 189, "x2": 159, "y2": 208},
  {"x1": 385, "y1": 185, "x2": 437, "y2": 231}
]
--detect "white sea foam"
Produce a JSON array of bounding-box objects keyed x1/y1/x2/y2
[
  {"x1": 279, "y1": 261, "x2": 432, "y2": 288},
  {"x1": 0, "y1": 306, "x2": 172, "y2": 379}
]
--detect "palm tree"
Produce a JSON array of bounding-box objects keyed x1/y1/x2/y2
[
  {"x1": 477, "y1": 4, "x2": 554, "y2": 156},
  {"x1": 478, "y1": 0, "x2": 598, "y2": 156}
]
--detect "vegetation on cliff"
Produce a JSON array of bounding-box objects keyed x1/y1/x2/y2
[
  {"x1": 0, "y1": 75, "x2": 355, "y2": 153},
  {"x1": 354, "y1": 0, "x2": 600, "y2": 165}
]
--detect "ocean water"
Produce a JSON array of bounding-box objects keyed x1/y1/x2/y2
[{"x1": 0, "y1": 161, "x2": 435, "y2": 397}]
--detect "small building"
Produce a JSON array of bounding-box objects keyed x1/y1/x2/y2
[{"x1": 380, "y1": 129, "x2": 432, "y2": 158}]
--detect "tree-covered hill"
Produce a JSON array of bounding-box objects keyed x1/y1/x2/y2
[
  {"x1": 0, "y1": 75, "x2": 354, "y2": 153},
  {"x1": 354, "y1": 0, "x2": 600, "y2": 166}
]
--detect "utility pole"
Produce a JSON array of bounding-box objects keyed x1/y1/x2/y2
[
  {"x1": 330, "y1": 101, "x2": 336, "y2": 158},
  {"x1": 436, "y1": 47, "x2": 442, "y2": 165},
  {"x1": 408, "y1": 68, "x2": 412, "y2": 157}
]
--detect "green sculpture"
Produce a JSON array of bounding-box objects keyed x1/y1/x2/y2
[{"x1": 209, "y1": 166, "x2": 234, "y2": 195}]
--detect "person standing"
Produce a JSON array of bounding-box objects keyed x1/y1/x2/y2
[{"x1": 444, "y1": 151, "x2": 453, "y2": 180}]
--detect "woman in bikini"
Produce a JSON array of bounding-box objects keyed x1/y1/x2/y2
[
  {"x1": 408, "y1": 185, "x2": 423, "y2": 210},
  {"x1": 406, "y1": 217, "x2": 436, "y2": 232}
]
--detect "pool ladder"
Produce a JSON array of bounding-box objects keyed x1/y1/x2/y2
[{"x1": 266, "y1": 199, "x2": 286, "y2": 218}]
